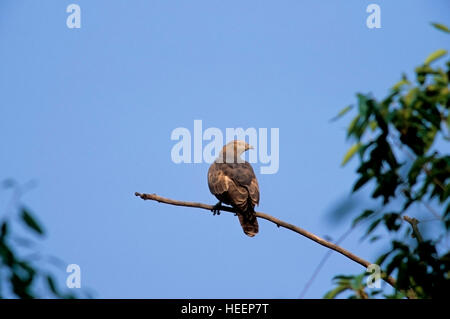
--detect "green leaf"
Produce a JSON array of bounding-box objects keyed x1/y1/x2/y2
[
  {"x1": 350, "y1": 274, "x2": 365, "y2": 290},
  {"x1": 357, "y1": 94, "x2": 369, "y2": 116},
  {"x1": 347, "y1": 115, "x2": 360, "y2": 138},
  {"x1": 383, "y1": 213, "x2": 401, "y2": 231},
  {"x1": 424, "y1": 49, "x2": 447, "y2": 65},
  {"x1": 46, "y1": 275, "x2": 61, "y2": 297},
  {"x1": 341, "y1": 142, "x2": 362, "y2": 166},
  {"x1": 392, "y1": 78, "x2": 410, "y2": 91},
  {"x1": 370, "y1": 290, "x2": 382, "y2": 296},
  {"x1": 331, "y1": 105, "x2": 353, "y2": 122},
  {"x1": 0, "y1": 221, "x2": 8, "y2": 239},
  {"x1": 333, "y1": 275, "x2": 355, "y2": 281},
  {"x1": 352, "y1": 209, "x2": 375, "y2": 227},
  {"x1": 353, "y1": 173, "x2": 374, "y2": 192},
  {"x1": 21, "y1": 208, "x2": 44, "y2": 236},
  {"x1": 362, "y1": 218, "x2": 382, "y2": 239},
  {"x1": 324, "y1": 285, "x2": 349, "y2": 299},
  {"x1": 2, "y1": 179, "x2": 15, "y2": 188},
  {"x1": 369, "y1": 235, "x2": 381, "y2": 242},
  {"x1": 408, "y1": 156, "x2": 431, "y2": 186},
  {"x1": 431, "y1": 22, "x2": 450, "y2": 34},
  {"x1": 375, "y1": 251, "x2": 392, "y2": 266}
]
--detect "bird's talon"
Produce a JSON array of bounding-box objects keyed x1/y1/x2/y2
[{"x1": 211, "y1": 202, "x2": 222, "y2": 216}]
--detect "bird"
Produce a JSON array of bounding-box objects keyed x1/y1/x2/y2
[{"x1": 207, "y1": 140, "x2": 260, "y2": 237}]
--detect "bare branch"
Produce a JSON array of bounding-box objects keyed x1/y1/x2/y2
[{"x1": 134, "y1": 192, "x2": 399, "y2": 290}]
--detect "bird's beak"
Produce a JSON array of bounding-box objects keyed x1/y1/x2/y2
[{"x1": 247, "y1": 145, "x2": 254, "y2": 150}]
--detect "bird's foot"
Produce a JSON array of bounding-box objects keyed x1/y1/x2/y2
[{"x1": 211, "y1": 202, "x2": 222, "y2": 216}]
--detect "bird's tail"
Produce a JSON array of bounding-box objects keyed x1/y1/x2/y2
[{"x1": 237, "y1": 208, "x2": 259, "y2": 237}]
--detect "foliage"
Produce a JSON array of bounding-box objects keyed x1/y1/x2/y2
[
  {"x1": 0, "y1": 181, "x2": 82, "y2": 298},
  {"x1": 324, "y1": 274, "x2": 382, "y2": 299},
  {"x1": 326, "y1": 23, "x2": 450, "y2": 299}
]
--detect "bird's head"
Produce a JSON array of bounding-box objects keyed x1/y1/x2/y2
[{"x1": 219, "y1": 140, "x2": 253, "y2": 162}]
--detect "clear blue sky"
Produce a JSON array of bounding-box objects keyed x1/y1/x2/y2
[{"x1": 0, "y1": 0, "x2": 449, "y2": 298}]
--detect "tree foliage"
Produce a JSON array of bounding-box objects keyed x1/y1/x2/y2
[
  {"x1": 0, "y1": 181, "x2": 83, "y2": 298},
  {"x1": 326, "y1": 23, "x2": 450, "y2": 299}
]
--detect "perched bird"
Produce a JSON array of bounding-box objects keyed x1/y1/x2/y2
[{"x1": 207, "y1": 140, "x2": 260, "y2": 237}]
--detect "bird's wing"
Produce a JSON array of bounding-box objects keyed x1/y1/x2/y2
[
  {"x1": 208, "y1": 162, "x2": 230, "y2": 195},
  {"x1": 247, "y1": 177, "x2": 260, "y2": 206},
  {"x1": 222, "y1": 162, "x2": 260, "y2": 208},
  {"x1": 225, "y1": 178, "x2": 250, "y2": 210},
  {"x1": 228, "y1": 162, "x2": 259, "y2": 207},
  {"x1": 208, "y1": 162, "x2": 252, "y2": 210}
]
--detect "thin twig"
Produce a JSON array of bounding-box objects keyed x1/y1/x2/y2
[
  {"x1": 389, "y1": 135, "x2": 445, "y2": 192},
  {"x1": 422, "y1": 201, "x2": 442, "y2": 221},
  {"x1": 134, "y1": 192, "x2": 399, "y2": 290},
  {"x1": 299, "y1": 226, "x2": 355, "y2": 299},
  {"x1": 403, "y1": 216, "x2": 423, "y2": 243}
]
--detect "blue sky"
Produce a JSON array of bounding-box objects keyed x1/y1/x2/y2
[{"x1": 0, "y1": 0, "x2": 449, "y2": 298}]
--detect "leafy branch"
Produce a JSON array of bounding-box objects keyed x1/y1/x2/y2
[
  {"x1": 0, "y1": 181, "x2": 87, "y2": 299},
  {"x1": 325, "y1": 22, "x2": 449, "y2": 299}
]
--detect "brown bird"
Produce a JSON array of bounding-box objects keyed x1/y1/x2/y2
[{"x1": 207, "y1": 140, "x2": 260, "y2": 237}]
